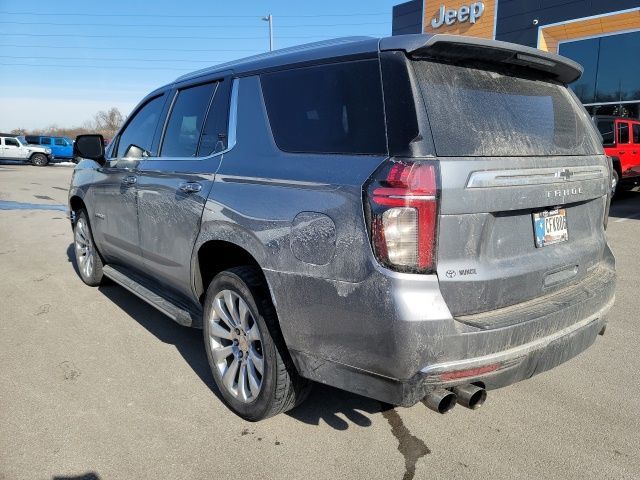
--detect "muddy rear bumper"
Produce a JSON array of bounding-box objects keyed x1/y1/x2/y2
[
  {"x1": 267, "y1": 248, "x2": 615, "y2": 406},
  {"x1": 290, "y1": 297, "x2": 610, "y2": 406}
]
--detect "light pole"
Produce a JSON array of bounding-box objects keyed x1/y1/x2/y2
[{"x1": 262, "y1": 14, "x2": 273, "y2": 52}]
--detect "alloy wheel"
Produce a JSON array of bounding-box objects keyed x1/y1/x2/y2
[
  {"x1": 74, "y1": 218, "x2": 94, "y2": 279},
  {"x1": 208, "y1": 289, "x2": 264, "y2": 403}
]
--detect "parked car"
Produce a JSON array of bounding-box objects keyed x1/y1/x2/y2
[
  {"x1": 593, "y1": 116, "x2": 640, "y2": 194},
  {"x1": 25, "y1": 135, "x2": 74, "y2": 159},
  {"x1": 69, "y1": 34, "x2": 615, "y2": 420},
  {"x1": 0, "y1": 134, "x2": 53, "y2": 166}
]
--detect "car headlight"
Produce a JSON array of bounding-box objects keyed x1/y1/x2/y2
[{"x1": 45, "y1": 148, "x2": 52, "y2": 154}]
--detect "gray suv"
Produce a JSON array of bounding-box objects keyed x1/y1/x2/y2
[{"x1": 69, "y1": 34, "x2": 615, "y2": 420}]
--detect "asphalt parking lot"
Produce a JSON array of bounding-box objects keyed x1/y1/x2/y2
[{"x1": 0, "y1": 163, "x2": 639, "y2": 480}]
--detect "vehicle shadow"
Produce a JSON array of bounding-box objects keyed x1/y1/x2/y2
[
  {"x1": 52, "y1": 473, "x2": 100, "y2": 480},
  {"x1": 66, "y1": 243, "x2": 386, "y2": 429},
  {"x1": 286, "y1": 383, "x2": 389, "y2": 429},
  {"x1": 609, "y1": 189, "x2": 640, "y2": 220}
]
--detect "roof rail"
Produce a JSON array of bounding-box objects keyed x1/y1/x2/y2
[{"x1": 175, "y1": 36, "x2": 374, "y2": 82}]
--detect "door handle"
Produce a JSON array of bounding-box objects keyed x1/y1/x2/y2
[
  {"x1": 178, "y1": 181, "x2": 202, "y2": 193},
  {"x1": 122, "y1": 175, "x2": 137, "y2": 185}
]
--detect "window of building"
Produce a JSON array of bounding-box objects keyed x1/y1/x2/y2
[
  {"x1": 560, "y1": 31, "x2": 640, "y2": 105},
  {"x1": 558, "y1": 38, "x2": 598, "y2": 104},
  {"x1": 161, "y1": 82, "x2": 216, "y2": 158},
  {"x1": 116, "y1": 94, "x2": 165, "y2": 158},
  {"x1": 617, "y1": 122, "x2": 629, "y2": 144},
  {"x1": 260, "y1": 60, "x2": 387, "y2": 155}
]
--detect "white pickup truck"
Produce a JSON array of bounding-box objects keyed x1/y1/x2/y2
[{"x1": 0, "y1": 134, "x2": 54, "y2": 166}]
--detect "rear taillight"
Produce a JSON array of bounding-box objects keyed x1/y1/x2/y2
[{"x1": 365, "y1": 160, "x2": 439, "y2": 273}]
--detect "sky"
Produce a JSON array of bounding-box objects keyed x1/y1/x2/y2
[{"x1": 0, "y1": 0, "x2": 399, "y2": 131}]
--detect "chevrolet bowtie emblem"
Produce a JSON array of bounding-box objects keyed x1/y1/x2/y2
[{"x1": 558, "y1": 169, "x2": 573, "y2": 180}]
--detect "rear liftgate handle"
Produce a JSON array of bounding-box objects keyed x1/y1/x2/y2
[{"x1": 178, "y1": 181, "x2": 202, "y2": 193}]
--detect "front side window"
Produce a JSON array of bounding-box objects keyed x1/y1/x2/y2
[
  {"x1": 116, "y1": 94, "x2": 165, "y2": 158},
  {"x1": 161, "y1": 82, "x2": 216, "y2": 158},
  {"x1": 5, "y1": 138, "x2": 19, "y2": 147},
  {"x1": 617, "y1": 122, "x2": 629, "y2": 144},
  {"x1": 260, "y1": 60, "x2": 387, "y2": 155},
  {"x1": 54, "y1": 138, "x2": 66, "y2": 146},
  {"x1": 597, "y1": 120, "x2": 615, "y2": 146},
  {"x1": 633, "y1": 124, "x2": 640, "y2": 144},
  {"x1": 413, "y1": 60, "x2": 601, "y2": 156}
]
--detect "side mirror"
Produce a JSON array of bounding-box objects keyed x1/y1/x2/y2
[
  {"x1": 123, "y1": 144, "x2": 149, "y2": 159},
  {"x1": 74, "y1": 134, "x2": 105, "y2": 163}
]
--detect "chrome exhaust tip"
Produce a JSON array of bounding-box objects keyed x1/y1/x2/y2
[
  {"x1": 452, "y1": 384, "x2": 487, "y2": 410},
  {"x1": 423, "y1": 388, "x2": 458, "y2": 414}
]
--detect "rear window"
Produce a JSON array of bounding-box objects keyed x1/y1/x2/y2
[
  {"x1": 260, "y1": 60, "x2": 387, "y2": 155},
  {"x1": 413, "y1": 61, "x2": 601, "y2": 157}
]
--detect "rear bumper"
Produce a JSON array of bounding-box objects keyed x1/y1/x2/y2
[
  {"x1": 266, "y1": 247, "x2": 615, "y2": 406},
  {"x1": 290, "y1": 298, "x2": 610, "y2": 406}
]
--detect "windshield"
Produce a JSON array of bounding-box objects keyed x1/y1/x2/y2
[{"x1": 413, "y1": 61, "x2": 602, "y2": 157}]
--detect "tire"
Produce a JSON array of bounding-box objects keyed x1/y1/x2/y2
[
  {"x1": 73, "y1": 210, "x2": 104, "y2": 286},
  {"x1": 611, "y1": 170, "x2": 619, "y2": 197},
  {"x1": 203, "y1": 266, "x2": 311, "y2": 420},
  {"x1": 31, "y1": 153, "x2": 48, "y2": 166}
]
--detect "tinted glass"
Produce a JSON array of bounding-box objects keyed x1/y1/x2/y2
[
  {"x1": 54, "y1": 138, "x2": 66, "y2": 146},
  {"x1": 618, "y1": 122, "x2": 629, "y2": 144},
  {"x1": 597, "y1": 120, "x2": 615, "y2": 146},
  {"x1": 117, "y1": 95, "x2": 165, "y2": 157},
  {"x1": 198, "y1": 80, "x2": 231, "y2": 156},
  {"x1": 413, "y1": 61, "x2": 600, "y2": 156},
  {"x1": 261, "y1": 60, "x2": 386, "y2": 155},
  {"x1": 633, "y1": 124, "x2": 640, "y2": 144},
  {"x1": 559, "y1": 38, "x2": 598, "y2": 104},
  {"x1": 560, "y1": 32, "x2": 640, "y2": 105},
  {"x1": 161, "y1": 82, "x2": 215, "y2": 158},
  {"x1": 41, "y1": 137, "x2": 51, "y2": 145},
  {"x1": 596, "y1": 31, "x2": 640, "y2": 103},
  {"x1": 5, "y1": 138, "x2": 19, "y2": 147}
]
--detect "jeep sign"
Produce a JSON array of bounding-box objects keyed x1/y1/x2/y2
[{"x1": 431, "y1": 2, "x2": 485, "y2": 28}]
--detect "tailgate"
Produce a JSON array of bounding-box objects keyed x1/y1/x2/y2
[{"x1": 436, "y1": 155, "x2": 609, "y2": 317}]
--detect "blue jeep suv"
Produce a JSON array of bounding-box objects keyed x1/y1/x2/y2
[{"x1": 25, "y1": 136, "x2": 73, "y2": 159}]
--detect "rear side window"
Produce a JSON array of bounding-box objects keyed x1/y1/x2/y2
[
  {"x1": 597, "y1": 120, "x2": 615, "y2": 146},
  {"x1": 260, "y1": 60, "x2": 387, "y2": 155},
  {"x1": 617, "y1": 122, "x2": 629, "y2": 144},
  {"x1": 41, "y1": 137, "x2": 51, "y2": 145},
  {"x1": 198, "y1": 79, "x2": 231, "y2": 156},
  {"x1": 413, "y1": 61, "x2": 601, "y2": 156},
  {"x1": 116, "y1": 95, "x2": 165, "y2": 157},
  {"x1": 161, "y1": 82, "x2": 216, "y2": 158},
  {"x1": 633, "y1": 124, "x2": 640, "y2": 144}
]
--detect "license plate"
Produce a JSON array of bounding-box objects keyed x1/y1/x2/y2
[{"x1": 533, "y1": 208, "x2": 568, "y2": 248}]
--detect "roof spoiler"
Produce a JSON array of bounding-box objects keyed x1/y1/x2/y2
[{"x1": 379, "y1": 34, "x2": 583, "y2": 84}]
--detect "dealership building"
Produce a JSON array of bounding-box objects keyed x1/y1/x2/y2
[{"x1": 392, "y1": 1, "x2": 640, "y2": 118}]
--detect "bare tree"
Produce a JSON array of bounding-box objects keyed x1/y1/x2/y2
[
  {"x1": 93, "y1": 107, "x2": 125, "y2": 138},
  {"x1": 12, "y1": 106, "x2": 126, "y2": 140}
]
